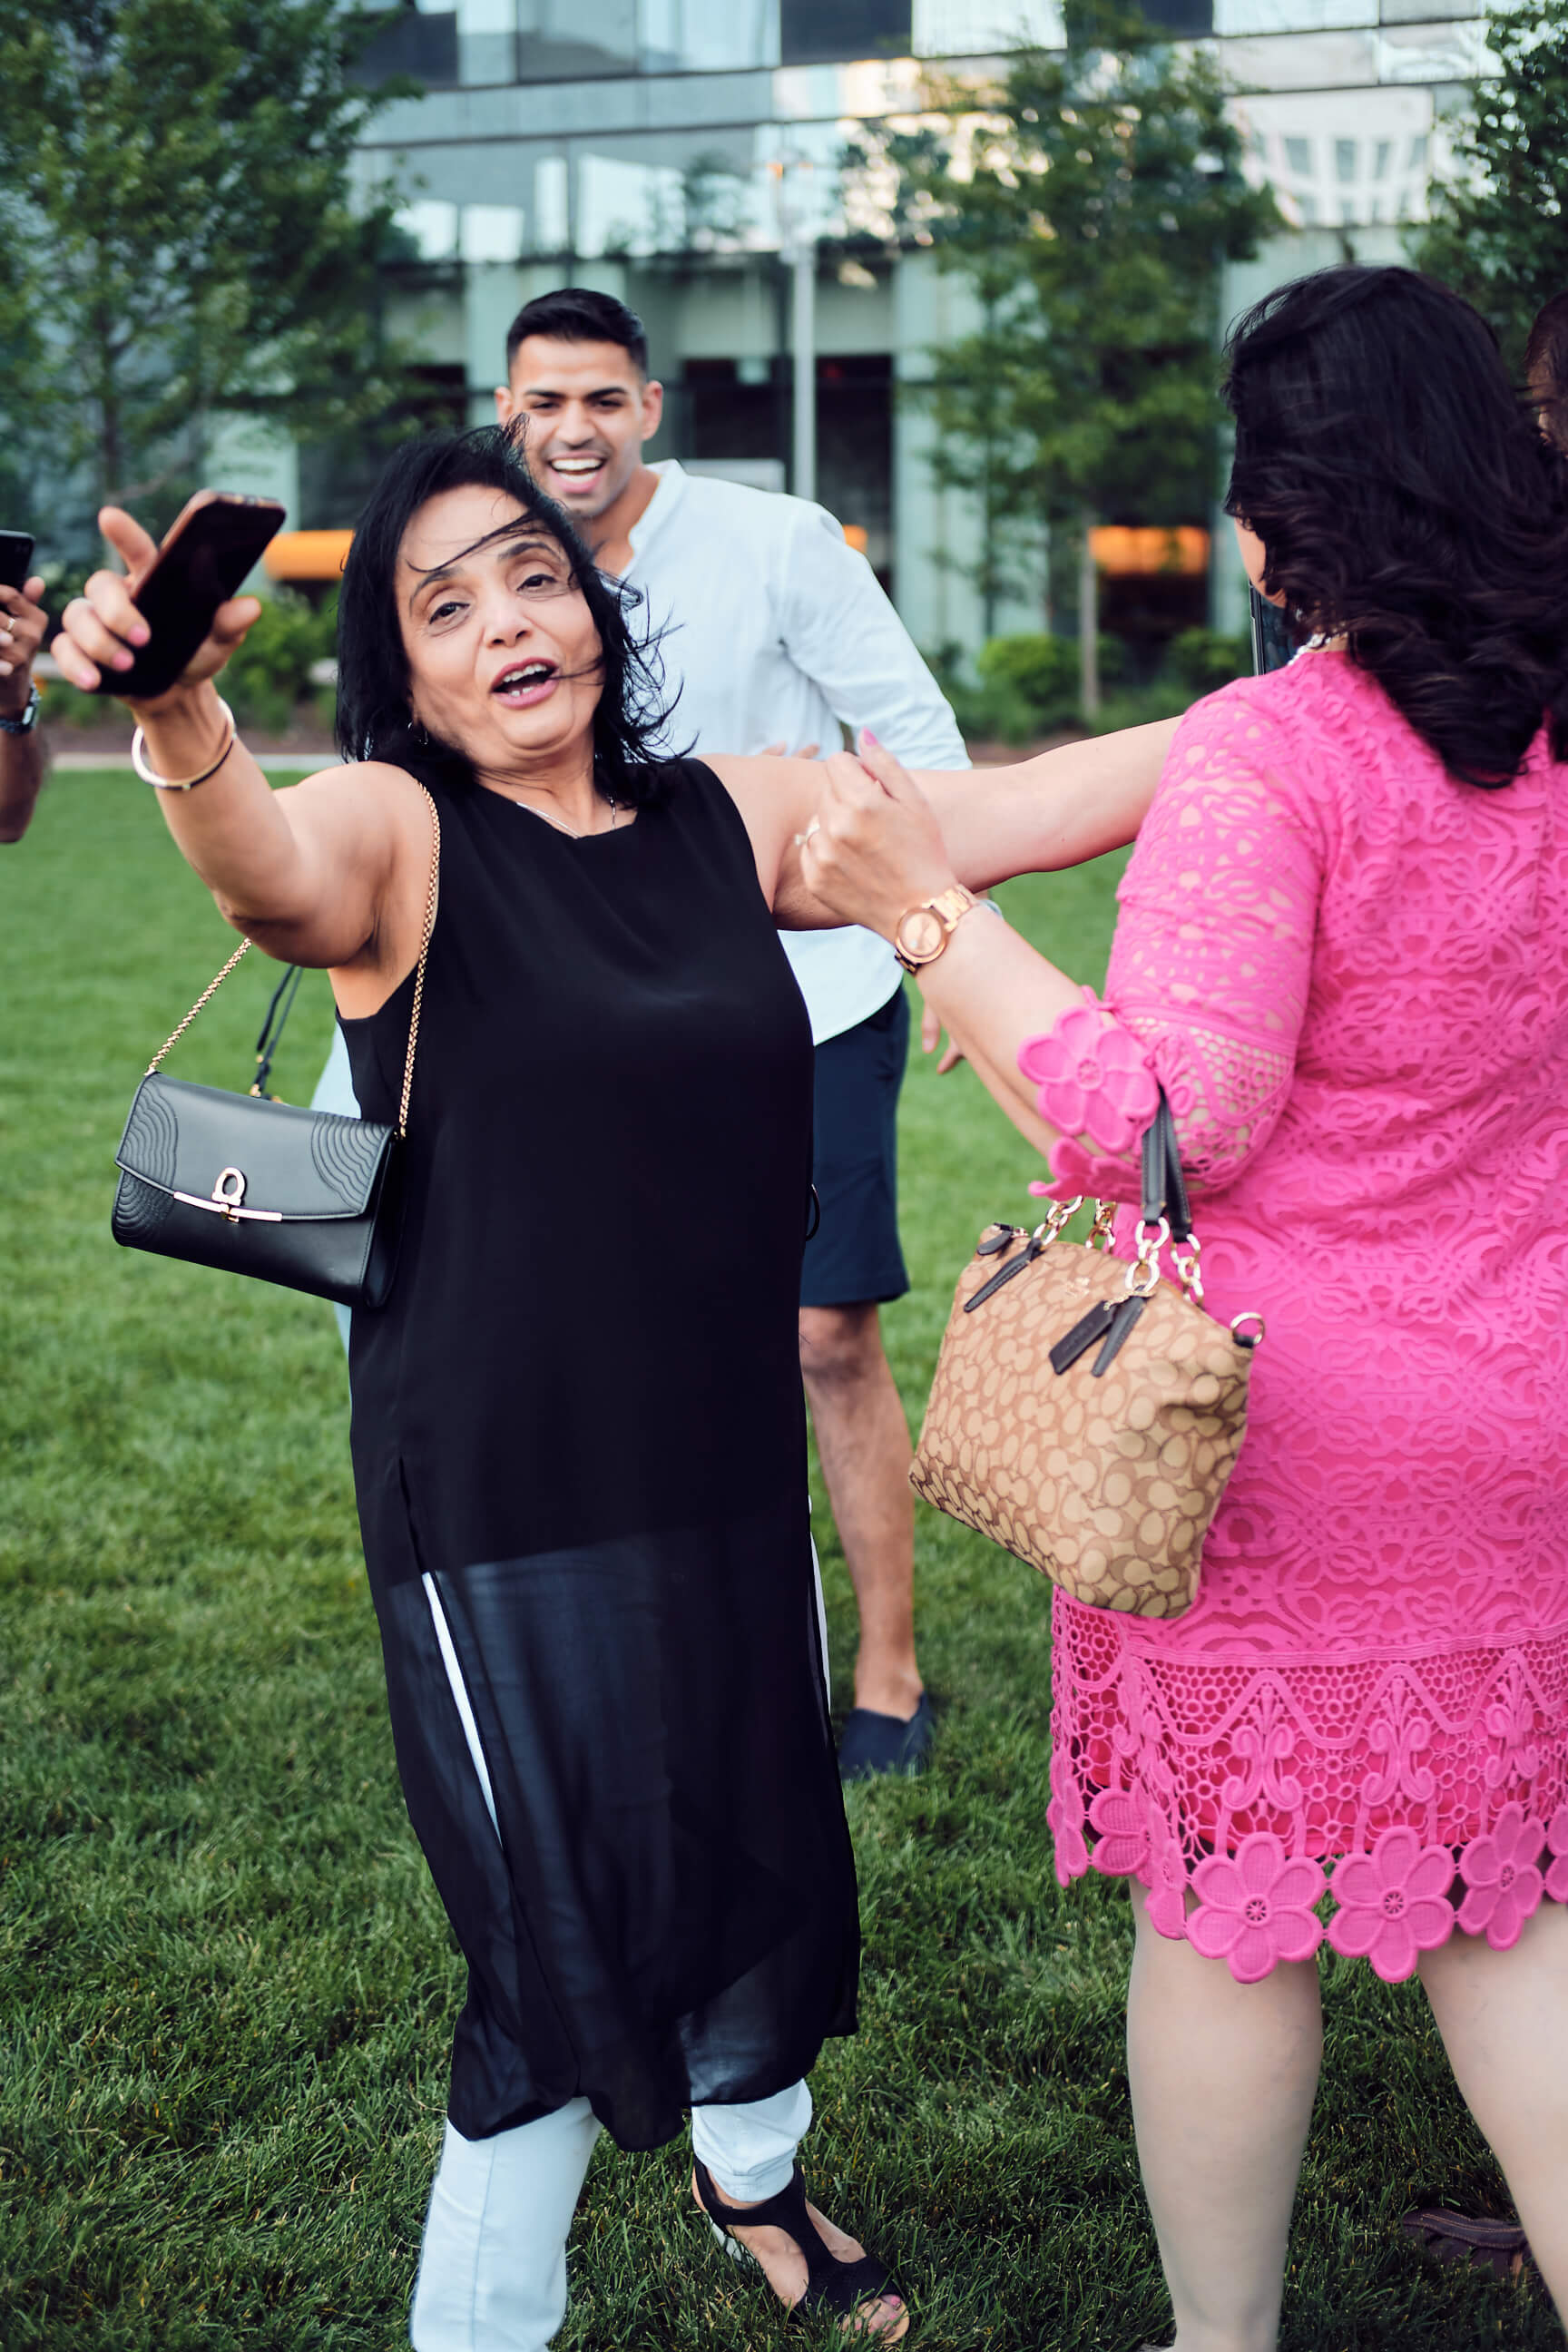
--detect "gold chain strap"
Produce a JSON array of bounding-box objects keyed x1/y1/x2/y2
[
  {"x1": 144, "y1": 785, "x2": 442, "y2": 1139},
  {"x1": 146, "y1": 937, "x2": 253, "y2": 1073},
  {"x1": 397, "y1": 789, "x2": 441, "y2": 1138}
]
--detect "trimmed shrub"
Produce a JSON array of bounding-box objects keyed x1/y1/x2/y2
[{"x1": 1164, "y1": 625, "x2": 1250, "y2": 693}]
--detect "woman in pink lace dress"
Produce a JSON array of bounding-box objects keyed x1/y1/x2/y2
[{"x1": 800, "y1": 265, "x2": 1568, "y2": 2345}]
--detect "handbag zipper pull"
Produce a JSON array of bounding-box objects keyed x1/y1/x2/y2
[
  {"x1": 1090, "y1": 1294, "x2": 1146, "y2": 1376},
  {"x1": 975, "y1": 1222, "x2": 1023, "y2": 1258},
  {"x1": 965, "y1": 1223, "x2": 1051, "y2": 1313},
  {"x1": 1049, "y1": 1298, "x2": 1118, "y2": 1372}
]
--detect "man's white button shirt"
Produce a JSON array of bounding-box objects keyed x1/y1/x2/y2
[{"x1": 624, "y1": 461, "x2": 970, "y2": 1046}]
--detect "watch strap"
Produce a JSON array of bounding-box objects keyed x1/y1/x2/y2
[{"x1": 0, "y1": 682, "x2": 41, "y2": 735}]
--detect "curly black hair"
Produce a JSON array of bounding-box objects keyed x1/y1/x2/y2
[
  {"x1": 1223, "y1": 265, "x2": 1568, "y2": 789},
  {"x1": 334, "y1": 423, "x2": 677, "y2": 803}
]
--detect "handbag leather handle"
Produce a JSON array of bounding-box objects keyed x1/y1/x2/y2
[
  {"x1": 144, "y1": 784, "x2": 442, "y2": 1141},
  {"x1": 1140, "y1": 1087, "x2": 1193, "y2": 1244}
]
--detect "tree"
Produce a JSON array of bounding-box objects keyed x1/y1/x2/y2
[
  {"x1": 0, "y1": 0, "x2": 417, "y2": 554},
  {"x1": 1419, "y1": 0, "x2": 1568, "y2": 371},
  {"x1": 858, "y1": 0, "x2": 1279, "y2": 711}
]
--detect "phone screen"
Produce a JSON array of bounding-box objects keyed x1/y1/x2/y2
[
  {"x1": 99, "y1": 495, "x2": 285, "y2": 701},
  {"x1": 0, "y1": 531, "x2": 35, "y2": 592},
  {"x1": 1250, "y1": 587, "x2": 1295, "y2": 676}
]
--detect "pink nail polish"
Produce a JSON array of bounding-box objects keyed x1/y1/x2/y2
[{"x1": 861, "y1": 728, "x2": 880, "y2": 748}]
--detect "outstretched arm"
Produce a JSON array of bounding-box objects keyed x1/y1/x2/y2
[
  {"x1": 710, "y1": 713, "x2": 1179, "y2": 927},
  {"x1": 51, "y1": 506, "x2": 427, "y2": 1004}
]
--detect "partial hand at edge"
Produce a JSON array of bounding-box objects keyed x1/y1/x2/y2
[{"x1": 920, "y1": 1000, "x2": 966, "y2": 1073}]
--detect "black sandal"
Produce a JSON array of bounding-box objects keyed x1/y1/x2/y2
[
  {"x1": 1399, "y1": 2207, "x2": 1534, "y2": 2282},
  {"x1": 692, "y1": 2156, "x2": 909, "y2": 2337}
]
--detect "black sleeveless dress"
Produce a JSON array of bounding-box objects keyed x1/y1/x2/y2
[{"x1": 340, "y1": 757, "x2": 859, "y2": 2152}]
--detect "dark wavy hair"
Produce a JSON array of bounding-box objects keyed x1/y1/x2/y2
[
  {"x1": 1223, "y1": 265, "x2": 1568, "y2": 788},
  {"x1": 334, "y1": 424, "x2": 676, "y2": 803}
]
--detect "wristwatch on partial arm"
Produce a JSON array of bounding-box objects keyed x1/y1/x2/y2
[
  {"x1": 893, "y1": 883, "x2": 979, "y2": 973},
  {"x1": 0, "y1": 683, "x2": 41, "y2": 734}
]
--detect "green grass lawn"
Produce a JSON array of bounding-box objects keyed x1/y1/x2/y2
[{"x1": 0, "y1": 773, "x2": 1551, "y2": 2351}]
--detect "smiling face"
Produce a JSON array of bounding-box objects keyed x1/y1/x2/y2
[
  {"x1": 397, "y1": 485, "x2": 604, "y2": 776},
  {"x1": 495, "y1": 337, "x2": 662, "y2": 523}
]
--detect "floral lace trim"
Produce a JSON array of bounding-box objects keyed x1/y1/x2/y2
[
  {"x1": 1052, "y1": 1785, "x2": 1568, "y2": 1988},
  {"x1": 1048, "y1": 1620, "x2": 1568, "y2": 1984}
]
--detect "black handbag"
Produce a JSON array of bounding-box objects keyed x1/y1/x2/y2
[{"x1": 111, "y1": 788, "x2": 439, "y2": 1308}]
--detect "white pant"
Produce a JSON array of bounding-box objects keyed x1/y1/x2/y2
[
  {"x1": 412, "y1": 1580, "x2": 819, "y2": 2348},
  {"x1": 410, "y1": 2081, "x2": 812, "y2": 2350}
]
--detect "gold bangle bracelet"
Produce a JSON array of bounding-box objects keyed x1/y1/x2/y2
[{"x1": 131, "y1": 698, "x2": 238, "y2": 792}]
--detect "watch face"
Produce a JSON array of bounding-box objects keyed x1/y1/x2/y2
[{"x1": 897, "y1": 906, "x2": 946, "y2": 963}]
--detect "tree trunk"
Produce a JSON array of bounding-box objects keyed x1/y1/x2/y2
[{"x1": 1078, "y1": 503, "x2": 1100, "y2": 720}]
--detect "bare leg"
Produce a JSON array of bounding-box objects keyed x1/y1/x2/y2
[
  {"x1": 1127, "y1": 1886, "x2": 1323, "y2": 2352},
  {"x1": 1418, "y1": 1899, "x2": 1568, "y2": 2319},
  {"x1": 799, "y1": 1301, "x2": 921, "y2": 1720}
]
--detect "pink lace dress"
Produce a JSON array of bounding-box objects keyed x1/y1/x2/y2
[{"x1": 1023, "y1": 650, "x2": 1568, "y2": 1983}]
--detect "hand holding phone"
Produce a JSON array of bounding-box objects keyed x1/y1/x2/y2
[
  {"x1": 0, "y1": 530, "x2": 35, "y2": 592},
  {"x1": 0, "y1": 531, "x2": 47, "y2": 701},
  {"x1": 52, "y1": 496, "x2": 283, "y2": 705}
]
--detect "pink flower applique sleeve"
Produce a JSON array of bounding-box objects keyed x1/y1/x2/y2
[{"x1": 1018, "y1": 687, "x2": 1327, "y2": 1205}]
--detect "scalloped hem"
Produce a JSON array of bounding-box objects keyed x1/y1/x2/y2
[{"x1": 1048, "y1": 1802, "x2": 1568, "y2": 1985}]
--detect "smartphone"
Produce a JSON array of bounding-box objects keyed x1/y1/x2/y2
[
  {"x1": 93, "y1": 492, "x2": 286, "y2": 700},
  {"x1": 1250, "y1": 585, "x2": 1295, "y2": 676},
  {"x1": 0, "y1": 530, "x2": 34, "y2": 591}
]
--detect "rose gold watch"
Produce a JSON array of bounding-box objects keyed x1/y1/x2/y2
[{"x1": 893, "y1": 884, "x2": 978, "y2": 973}]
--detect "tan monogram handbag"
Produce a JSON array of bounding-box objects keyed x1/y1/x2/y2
[{"x1": 909, "y1": 1096, "x2": 1263, "y2": 1620}]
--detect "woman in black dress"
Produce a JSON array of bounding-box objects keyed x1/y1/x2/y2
[{"x1": 56, "y1": 426, "x2": 1171, "y2": 2349}]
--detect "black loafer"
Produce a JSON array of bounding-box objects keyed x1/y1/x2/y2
[{"x1": 838, "y1": 1691, "x2": 935, "y2": 1783}]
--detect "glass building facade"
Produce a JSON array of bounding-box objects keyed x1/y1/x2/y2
[{"x1": 288, "y1": 0, "x2": 1487, "y2": 648}]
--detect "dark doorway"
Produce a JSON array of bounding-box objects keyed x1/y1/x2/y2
[
  {"x1": 676, "y1": 349, "x2": 894, "y2": 595},
  {"x1": 816, "y1": 353, "x2": 892, "y2": 594}
]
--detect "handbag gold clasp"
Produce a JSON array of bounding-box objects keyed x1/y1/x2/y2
[
  {"x1": 170, "y1": 1163, "x2": 284, "y2": 1224},
  {"x1": 212, "y1": 1165, "x2": 247, "y2": 1219}
]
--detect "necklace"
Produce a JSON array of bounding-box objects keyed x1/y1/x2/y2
[{"x1": 512, "y1": 791, "x2": 617, "y2": 839}]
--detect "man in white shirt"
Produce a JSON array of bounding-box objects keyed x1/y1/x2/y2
[{"x1": 497, "y1": 287, "x2": 969, "y2": 1779}]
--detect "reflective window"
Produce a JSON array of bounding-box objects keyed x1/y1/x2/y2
[
  {"x1": 1139, "y1": 0, "x2": 1211, "y2": 30},
  {"x1": 353, "y1": 4, "x2": 459, "y2": 87},
  {"x1": 640, "y1": 0, "x2": 779, "y2": 71},
  {"x1": 911, "y1": 0, "x2": 1061, "y2": 52},
  {"x1": 459, "y1": 0, "x2": 517, "y2": 83},
  {"x1": 536, "y1": 157, "x2": 570, "y2": 250},
  {"x1": 517, "y1": 0, "x2": 639, "y2": 79},
  {"x1": 780, "y1": 0, "x2": 910, "y2": 65},
  {"x1": 397, "y1": 199, "x2": 461, "y2": 258},
  {"x1": 1215, "y1": 0, "x2": 1373, "y2": 28},
  {"x1": 1240, "y1": 87, "x2": 1433, "y2": 226},
  {"x1": 573, "y1": 127, "x2": 769, "y2": 255},
  {"x1": 460, "y1": 202, "x2": 525, "y2": 260}
]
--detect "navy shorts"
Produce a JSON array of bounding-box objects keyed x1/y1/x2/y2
[{"x1": 800, "y1": 985, "x2": 911, "y2": 1309}]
